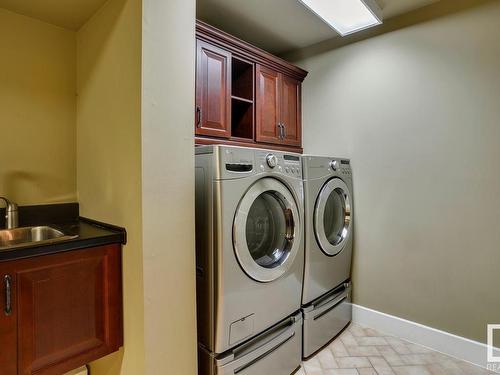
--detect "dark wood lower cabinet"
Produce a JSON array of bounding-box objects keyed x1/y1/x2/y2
[
  {"x1": 0, "y1": 263, "x2": 17, "y2": 375},
  {"x1": 0, "y1": 244, "x2": 123, "y2": 375}
]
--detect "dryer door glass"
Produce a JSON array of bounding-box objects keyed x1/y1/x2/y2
[
  {"x1": 233, "y1": 178, "x2": 301, "y2": 283},
  {"x1": 324, "y1": 189, "x2": 347, "y2": 246},
  {"x1": 315, "y1": 178, "x2": 352, "y2": 256}
]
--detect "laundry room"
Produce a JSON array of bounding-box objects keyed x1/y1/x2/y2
[
  {"x1": 191, "y1": 0, "x2": 500, "y2": 374},
  {"x1": 0, "y1": 0, "x2": 499, "y2": 374}
]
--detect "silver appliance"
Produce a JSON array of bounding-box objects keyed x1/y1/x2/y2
[
  {"x1": 199, "y1": 312, "x2": 302, "y2": 375},
  {"x1": 301, "y1": 155, "x2": 354, "y2": 358},
  {"x1": 195, "y1": 145, "x2": 304, "y2": 375}
]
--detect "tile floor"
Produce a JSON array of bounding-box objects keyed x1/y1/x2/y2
[{"x1": 298, "y1": 324, "x2": 495, "y2": 375}]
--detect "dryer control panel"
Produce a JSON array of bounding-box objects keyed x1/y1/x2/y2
[
  {"x1": 303, "y1": 155, "x2": 352, "y2": 181},
  {"x1": 339, "y1": 159, "x2": 352, "y2": 178}
]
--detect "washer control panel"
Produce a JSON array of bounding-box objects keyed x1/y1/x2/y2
[
  {"x1": 255, "y1": 151, "x2": 302, "y2": 178},
  {"x1": 283, "y1": 154, "x2": 302, "y2": 178},
  {"x1": 214, "y1": 146, "x2": 303, "y2": 180}
]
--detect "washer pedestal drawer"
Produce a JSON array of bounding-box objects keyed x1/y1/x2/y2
[
  {"x1": 302, "y1": 282, "x2": 352, "y2": 358},
  {"x1": 199, "y1": 312, "x2": 302, "y2": 375}
]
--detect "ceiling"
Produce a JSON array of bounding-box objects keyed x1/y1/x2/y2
[
  {"x1": 197, "y1": 0, "x2": 441, "y2": 55},
  {"x1": 0, "y1": 0, "x2": 108, "y2": 30}
]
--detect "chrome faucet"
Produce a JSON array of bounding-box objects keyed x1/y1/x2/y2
[{"x1": 0, "y1": 197, "x2": 18, "y2": 229}]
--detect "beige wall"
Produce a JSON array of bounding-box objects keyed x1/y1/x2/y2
[
  {"x1": 141, "y1": 0, "x2": 198, "y2": 373},
  {"x1": 76, "y1": 0, "x2": 144, "y2": 373},
  {"x1": 296, "y1": 1, "x2": 500, "y2": 343},
  {"x1": 0, "y1": 9, "x2": 76, "y2": 205},
  {"x1": 2, "y1": 0, "x2": 197, "y2": 372},
  {"x1": 2, "y1": 0, "x2": 198, "y2": 372}
]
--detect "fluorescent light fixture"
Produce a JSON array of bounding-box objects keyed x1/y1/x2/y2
[{"x1": 298, "y1": 0, "x2": 383, "y2": 36}]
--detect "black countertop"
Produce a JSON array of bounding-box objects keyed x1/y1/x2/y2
[{"x1": 0, "y1": 203, "x2": 126, "y2": 262}]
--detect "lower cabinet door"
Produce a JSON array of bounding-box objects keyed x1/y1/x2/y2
[
  {"x1": 0, "y1": 263, "x2": 18, "y2": 375},
  {"x1": 17, "y1": 245, "x2": 123, "y2": 375}
]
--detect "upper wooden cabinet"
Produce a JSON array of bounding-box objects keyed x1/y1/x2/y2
[
  {"x1": 196, "y1": 40, "x2": 232, "y2": 138},
  {"x1": 280, "y1": 75, "x2": 301, "y2": 147},
  {"x1": 256, "y1": 66, "x2": 302, "y2": 147},
  {"x1": 195, "y1": 20, "x2": 307, "y2": 153},
  {"x1": 256, "y1": 65, "x2": 281, "y2": 145}
]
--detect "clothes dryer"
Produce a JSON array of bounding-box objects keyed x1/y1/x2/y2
[{"x1": 301, "y1": 155, "x2": 354, "y2": 358}]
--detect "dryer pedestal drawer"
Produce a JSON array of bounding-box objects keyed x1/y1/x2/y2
[
  {"x1": 199, "y1": 312, "x2": 302, "y2": 375},
  {"x1": 302, "y1": 282, "x2": 352, "y2": 358}
]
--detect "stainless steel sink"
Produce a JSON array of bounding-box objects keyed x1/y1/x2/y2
[{"x1": 0, "y1": 226, "x2": 78, "y2": 250}]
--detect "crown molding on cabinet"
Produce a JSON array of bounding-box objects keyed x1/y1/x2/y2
[{"x1": 196, "y1": 20, "x2": 308, "y2": 82}]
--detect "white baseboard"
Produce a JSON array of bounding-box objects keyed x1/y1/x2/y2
[{"x1": 352, "y1": 304, "x2": 500, "y2": 373}]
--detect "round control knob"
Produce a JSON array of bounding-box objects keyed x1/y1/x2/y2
[
  {"x1": 329, "y1": 160, "x2": 338, "y2": 171},
  {"x1": 266, "y1": 154, "x2": 278, "y2": 168}
]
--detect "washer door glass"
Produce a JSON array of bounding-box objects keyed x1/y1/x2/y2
[
  {"x1": 234, "y1": 178, "x2": 301, "y2": 282},
  {"x1": 314, "y1": 178, "x2": 352, "y2": 256},
  {"x1": 246, "y1": 191, "x2": 293, "y2": 268}
]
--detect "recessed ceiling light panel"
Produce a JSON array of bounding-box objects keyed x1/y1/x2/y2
[{"x1": 298, "y1": 0, "x2": 383, "y2": 36}]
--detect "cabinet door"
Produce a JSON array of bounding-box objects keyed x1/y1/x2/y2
[
  {"x1": 17, "y1": 245, "x2": 123, "y2": 375},
  {"x1": 196, "y1": 40, "x2": 231, "y2": 138},
  {"x1": 0, "y1": 263, "x2": 17, "y2": 375},
  {"x1": 280, "y1": 75, "x2": 302, "y2": 147},
  {"x1": 256, "y1": 65, "x2": 281, "y2": 145}
]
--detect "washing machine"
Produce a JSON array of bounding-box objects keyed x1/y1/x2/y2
[
  {"x1": 195, "y1": 145, "x2": 304, "y2": 375},
  {"x1": 301, "y1": 155, "x2": 354, "y2": 358}
]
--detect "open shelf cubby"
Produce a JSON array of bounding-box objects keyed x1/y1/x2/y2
[
  {"x1": 231, "y1": 99, "x2": 253, "y2": 140},
  {"x1": 230, "y1": 56, "x2": 254, "y2": 140},
  {"x1": 232, "y1": 57, "x2": 254, "y2": 101}
]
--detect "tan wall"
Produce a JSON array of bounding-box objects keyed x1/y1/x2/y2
[
  {"x1": 0, "y1": 9, "x2": 76, "y2": 205},
  {"x1": 296, "y1": 1, "x2": 500, "y2": 343},
  {"x1": 141, "y1": 0, "x2": 198, "y2": 373},
  {"x1": 76, "y1": 0, "x2": 144, "y2": 373},
  {"x1": 2, "y1": 1, "x2": 197, "y2": 372}
]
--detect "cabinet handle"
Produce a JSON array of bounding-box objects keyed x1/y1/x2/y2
[
  {"x1": 4, "y1": 275, "x2": 11, "y2": 316},
  {"x1": 282, "y1": 123, "x2": 287, "y2": 139},
  {"x1": 281, "y1": 124, "x2": 285, "y2": 140},
  {"x1": 277, "y1": 123, "x2": 282, "y2": 140},
  {"x1": 196, "y1": 106, "x2": 202, "y2": 128}
]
